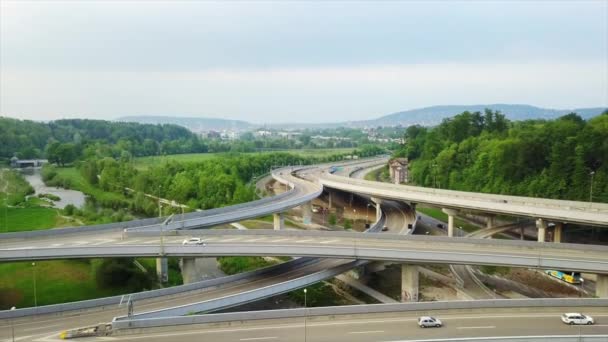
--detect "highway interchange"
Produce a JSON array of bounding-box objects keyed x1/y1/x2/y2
[{"x1": 2, "y1": 158, "x2": 608, "y2": 341}]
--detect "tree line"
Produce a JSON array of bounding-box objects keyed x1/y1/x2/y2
[{"x1": 395, "y1": 109, "x2": 608, "y2": 202}]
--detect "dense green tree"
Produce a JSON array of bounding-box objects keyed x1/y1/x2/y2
[{"x1": 397, "y1": 109, "x2": 608, "y2": 202}]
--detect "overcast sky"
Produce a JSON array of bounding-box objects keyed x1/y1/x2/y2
[{"x1": 1, "y1": 1, "x2": 606, "y2": 123}]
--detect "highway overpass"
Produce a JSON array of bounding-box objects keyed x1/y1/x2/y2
[
  {"x1": 3, "y1": 230, "x2": 608, "y2": 275},
  {"x1": 319, "y1": 172, "x2": 608, "y2": 230}
]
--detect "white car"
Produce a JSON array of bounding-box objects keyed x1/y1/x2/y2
[
  {"x1": 561, "y1": 313, "x2": 594, "y2": 325},
  {"x1": 182, "y1": 237, "x2": 206, "y2": 246},
  {"x1": 418, "y1": 316, "x2": 442, "y2": 328}
]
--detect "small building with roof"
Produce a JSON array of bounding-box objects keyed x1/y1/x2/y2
[{"x1": 388, "y1": 158, "x2": 409, "y2": 184}]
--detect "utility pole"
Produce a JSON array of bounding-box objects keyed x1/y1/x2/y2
[
  {"x1": 10, "y1": 306, "x2": 15, "y2": 342},
  {"x1": 32, "y1": 262, "x2": 37, "y2": 307},
  {"x1": 589, "y1": 171, "x2": 595, "y2": 203},
  {"x1": 303, "y1": 288, "x2": 308, "y2": 342}
]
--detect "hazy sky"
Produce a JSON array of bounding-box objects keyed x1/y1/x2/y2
[{"x1": 1, "y1": 1, "x2": 607, "y2": 123}]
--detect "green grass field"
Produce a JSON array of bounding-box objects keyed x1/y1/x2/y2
[
  {"x1": 134, "y1": 148, "x2": 354, "y2": 169},
  {"x1": 0, "y1": 260, "x2": 127, "y2": 309},
  {"x1": 0, "y1": 207, "x2": 58, "y2": 232}
]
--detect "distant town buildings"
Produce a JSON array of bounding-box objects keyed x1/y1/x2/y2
[{"x1": 388, "y1": 158, "x2": 409, "y2": 184}]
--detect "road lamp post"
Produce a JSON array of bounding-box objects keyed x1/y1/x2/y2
[
  {"x1": 589, "y1": 171, "x2": 595, "y2": 203},
  {"x1": 158, "y1": 186, "x2": 164, "y2": 251},
  {"x1": 432, "y1": 163, "x2": 437, "y2": 188},
  {"x1": 10, "y1": 306, "x2": 15, "y2": 342},
  {"x1": 32, "y1": 262, "x2": 37, "y2": 307},
  {"x1": 303, "y1": 288, "x2": 307, "y2": 342},
  {"x1": 4, "y1": 190, "x2": 9, "y2": 233}
]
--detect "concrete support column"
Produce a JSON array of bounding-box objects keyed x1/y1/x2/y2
[
  {"x1": 181, "y1": 257, "x2": 196, "y2": 284},
  {"x1": 156, "y1": 257, "x2": 168, "y2": 283},
  {"x1": 442, "y1": 208, "x2": 459, "y2": 237},
  {"x1": 536, "y1": 218, "x2": 547, "y2": 242},
  {"x1": 486, "y1": 215, "x2": 496, "y2": 229},
  {"x1": 371, "y1": 197, "x2": 383, "y2": 221},
  {"x1": 302, "y1": 201, "x2": 313, "y2": 225},
  {"x1": 328, "y1": 191, "x2": 333, "y2": 210},
  {"x1": 554, "y1": 223, "x2": 563, "y2": 243},
  {"x1": 401, "y1": 264, "x2": 419, "y2": 302},
  {"x1": 597, "y1": 274, "x2": 608, "y2": 298},
  {"x1": 273, "y1": 213, "x2": 284, "y2": 230},
  {"x1": 520, "y1": 226, "x2": 525, "y2": 240}
]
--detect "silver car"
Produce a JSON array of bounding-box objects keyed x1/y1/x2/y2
[
  {"x1": 561, "y1": 313, "x2": 594, "y2": 325},
  {"x1": 182, "y1": 237, "x2": 206, "y2": 246},
  {"x1": 418, "y1": 316, "x2": 442, "y2": 328}
]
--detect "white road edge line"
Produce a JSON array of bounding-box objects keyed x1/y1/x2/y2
[
  {"x1": 349, "y1": 330, "x2": 385, "y2": 334},
  {"x1": 457, "y1": 326, "x2": 496, "y2": 329},
  {"x1": 239, "y1": 337, "x2": 278, "y2": 341}
]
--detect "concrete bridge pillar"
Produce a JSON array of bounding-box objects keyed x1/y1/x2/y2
[
  {"x1": 486, "y1": 215, "x2": 496, "y2": 229},
  {"x1": 401, "y1": 264, "x2": 419, "y2": 302},
  {"x1": 302, "y1": 201, "x2": 313, "y2": 225},
  {"x1": 180, "y1": 257, "x2": 222, "y2": 284},
  {"x1": 273, "y1": 213, "x2": 284, "y2": 230},
  {"x1": 181, "y1": 257, "x2": 196, "y2": 284},
  {"x1": 520, "y1": 226, "x2": 525, "y2": 240},
  {"x1": 156, "y1": 257, "x2": 168, "y2": 283},
  {"x1": 371, "y1": 197, "x2": 383, "y2": 221},
  {"x1": 553, "y1": 223, "x2": 563, "y2": 243},
  {"x1": 328, "y1": 191, "x2": 333, "y2": 210},
  {"x1": 442, "y1": 208, "x2": 459, "y2": 237},
  {"x1": 596, "y1": 274, "x2": 608, "y2": 298},
  {"x1": 536, "y1": 218, "x2": 547, "y2": 242}
]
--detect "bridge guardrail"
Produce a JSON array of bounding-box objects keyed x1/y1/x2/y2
[
  {"x1": 113, "y1": 260, "x2": 366, "y2": 322},
  {"x1": 111, "y1": 298, "x2": 608, "y2": 330}
]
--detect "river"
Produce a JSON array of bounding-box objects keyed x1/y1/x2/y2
[{"x1": 22, "y1": 169, "x2": 87, "y2": 209}]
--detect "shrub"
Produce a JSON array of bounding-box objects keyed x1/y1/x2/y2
[
  {"x1": 64, "y1": 204, "x2": 76, "y2": 216},
  {"x1": 328, "y1": 213, "x2": 337, "y2": 225}
]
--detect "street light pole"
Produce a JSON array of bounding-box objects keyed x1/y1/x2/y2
[
  {"x1": 589, "y1": 171, "x2": 595, "y2": 203},
  {"x1": 32, "y1": 262, "x2": 37, "y2": 307},
  {"x1": 10, "y1": 306, "x2": 15, "y2": 342},
  {"x1": 303, "y1": 288, "x2": 307, "y2": 342}
]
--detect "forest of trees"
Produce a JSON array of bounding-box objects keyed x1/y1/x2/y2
[
  {"x1": 0, "y1": 117, "x2": 384, "y2": 163},
  {"x1": 395, "y1": 109, "x2": 608, "y2": 202},
  {"x1": 42, "y1": 150, "x2": 379, "y2": 217},
  {"x1": 0, "y1": 117, "x2": 205, "y2": 162}
]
